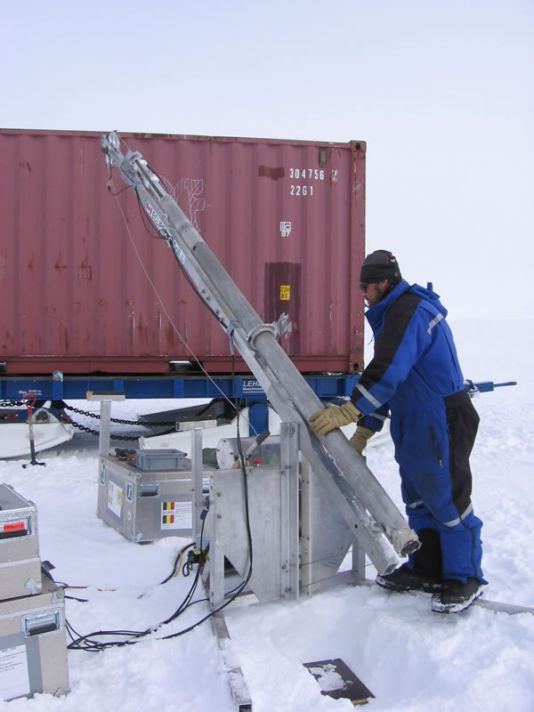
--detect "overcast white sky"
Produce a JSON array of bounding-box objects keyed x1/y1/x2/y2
[{"x1": 2, "y1": 0, "x2": 533, "y2": 318}]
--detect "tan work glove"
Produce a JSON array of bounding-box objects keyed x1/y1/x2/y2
[
  {"x1": 308, "y1": 402, "x2": 362, "y2": 436},
  {"x1": 349, "y1": 425, "x2": 374, "y2": 454}
]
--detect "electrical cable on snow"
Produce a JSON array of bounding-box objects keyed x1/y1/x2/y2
[
  {"x1": 159, "y1": 542, "x2": 194, "y2": 585},
  {"x1": 66, "y1": 352, "x2": 257, "y2": 652},
  {"x1": 66, "y1": 484, "x2": 253, "y2": 650},
  {"x1": 66, "y1": 515, "x2": 210, "y2": 651}
]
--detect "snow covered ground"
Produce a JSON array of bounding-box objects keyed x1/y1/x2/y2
[{"x1": 1, "y1": 318, "x2": 533, "y2": 711}]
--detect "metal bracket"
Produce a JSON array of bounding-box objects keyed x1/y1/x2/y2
[{"x1": 246, "y1": 314, "x2": 293, "y2": 349}]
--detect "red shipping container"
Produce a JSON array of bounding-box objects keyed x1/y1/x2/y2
[{"x1": 0, "y1": 128, "x2": 365, "y2": 375}]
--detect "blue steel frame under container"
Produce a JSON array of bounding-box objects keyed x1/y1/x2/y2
[{"x1": 0, "y1": 373, "x2": 361, "y2": 434}]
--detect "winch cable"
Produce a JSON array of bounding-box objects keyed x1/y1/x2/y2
[
  {"x1": 118, "y1": 156, "x2": 258, "y2": 598},
  {"x1": 107, "y1": 159, "x2": 259, "y2": 439},
  {"x1": 66, "y1": 152, "x2": 260, "y2": 652}
]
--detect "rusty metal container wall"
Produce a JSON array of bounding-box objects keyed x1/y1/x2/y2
[{"x1": 0, "y1": 129, "x2": 365, "y2": 375}]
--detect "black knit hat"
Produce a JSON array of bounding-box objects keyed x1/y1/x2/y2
[{"x1": 360, "y1": 249, "x2": 402, "y2": 284}]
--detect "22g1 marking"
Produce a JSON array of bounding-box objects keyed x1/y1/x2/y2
[{"x1": 290, "y1": 184, "x2": 314, "y2": 197}]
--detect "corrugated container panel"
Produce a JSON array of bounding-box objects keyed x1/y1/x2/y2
[{"x1": 0, "y1": 128, "x2": 365, "y2": 375}]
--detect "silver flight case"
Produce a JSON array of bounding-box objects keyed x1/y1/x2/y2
[
  {"x1": 0, "y1": 484, "x2": 42, "y2": 600},
  {"x1": 97, "y1": 454, "x2": 194, "y2": 542},
  {"x1": 0, "y1": 572, "x2": 69, "y2": 701}
]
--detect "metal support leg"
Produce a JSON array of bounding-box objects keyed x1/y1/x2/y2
[
  {"x1": 191, "y1": 428, "x2": 204, "y2": 546},
  {"x1": 351, "y1": 539, "x2": 367, "y2": 583},
  {"x1": 99, "y1": 401, "x2": 112, "y2": 456},
  {"x1": 85, "y1": 391, "x2": 125, "y2": 457},
  {"x1": 299, "y1": 458, "x2": 312, "y2": 596},
  {"x1": 208, "y1": 474, "x2": 226, "y2": 610},
  {"x1": 279, "y1": 422, "x2": 299, "y2": 600}
]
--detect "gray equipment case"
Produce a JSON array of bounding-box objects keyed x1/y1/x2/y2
[
  {"x1": 0, "y1": 572, "x2": 69, "y2": 701},
  {"x1": 0, "y1": 484, "x2": 42, "y2": 600},
  {"x1": 97, "y1": 454, "x2": 194, "y2": 542},
  {"x1": 131, "y1": 448, "x2": 188, "y2": 471}
]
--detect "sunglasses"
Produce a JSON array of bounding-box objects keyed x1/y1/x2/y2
[{"x1": 359, "y1": 282, "x2": 374, "y2": 293}]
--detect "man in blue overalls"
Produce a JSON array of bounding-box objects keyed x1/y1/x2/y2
[{"x1": 309, "y1": 250, "x2": 486, "y2": 613}]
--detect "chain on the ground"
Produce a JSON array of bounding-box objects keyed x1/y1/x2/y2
[
  {"x1": 66, "y1": 419, "x2": 142, "y2": 441},
  {"x1": 1, "y1": 400, "x2": 176, "y2": 441},
  {"x1": 63, "y1": 404, "x2": 176, "y2": 427}
]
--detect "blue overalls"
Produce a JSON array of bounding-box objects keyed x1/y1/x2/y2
[{"x1": 352, "y1": 280, "x2": 485, "y2": 583}]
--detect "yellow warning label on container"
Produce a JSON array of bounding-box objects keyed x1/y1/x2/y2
[
  {"x1": 280, "y1": 284, "x2": 291, "y2": 301},
  {"x1": 107, "y1": 481, "x2": 123, "y2": 518}
]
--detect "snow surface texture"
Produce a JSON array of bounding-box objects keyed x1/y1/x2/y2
[{"x1": 1, "y1": 318, "x2": 533, "y2": 712}]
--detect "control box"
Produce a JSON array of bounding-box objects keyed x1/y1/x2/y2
[
  {"x1": 0, "y1": 484, "x2": 42, "y2": 600},
  {"x1": 0, "y1": 572, "x2": 69, "y2": 701},
  {"x1": 97, "y1": 455, "x2": 194, "y2": 542}
]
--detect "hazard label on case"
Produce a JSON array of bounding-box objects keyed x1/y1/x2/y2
[
  {"x1": 161, "y1": 501, "x2": 192, "y2": 530},
  {"x1": 2, "y1": 521, "x2": 26, "y2": 533},
  {"x1": 107, "y1": 481, "x2": 123, "y2": 518},
  {"x1": 0, "y1": 519, "x2": 28, "y2": 537}
]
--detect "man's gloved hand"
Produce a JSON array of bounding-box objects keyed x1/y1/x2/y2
[
  {"x1": 308, "y1": 402, "x2": 362, "y2": 436},
  {"x1": 349, "y1": 425, "x2": 375, "y2": 454}
]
